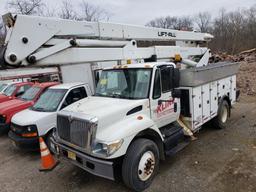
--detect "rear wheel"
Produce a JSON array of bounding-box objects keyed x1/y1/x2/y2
[
  {"x1": 212, "y1": 100, "x2": 230, "y2": 129},
  {"x1": 122, "y1": 138, "x2": 159, "y2": 192}
]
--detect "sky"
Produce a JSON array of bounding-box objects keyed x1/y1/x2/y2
[{"x1": 0, "y1": 0, "x2": 255, "y2": 25}]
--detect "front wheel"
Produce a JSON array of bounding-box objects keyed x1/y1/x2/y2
[
  {"x1": 122, "y1": 138, "x2": 159, "y2": 192},
  {"x1": 45, "y1": 131, "x2": 55, "y2": 153}
]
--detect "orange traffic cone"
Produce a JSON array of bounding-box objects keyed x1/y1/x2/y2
[{"x1": 39, "y1": 137, "x2": 59, "y2": 171}]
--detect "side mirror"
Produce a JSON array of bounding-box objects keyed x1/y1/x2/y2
[
  {"x1": 172, "y1": 89, "x2": 181, "y2": 98},
  {"x1": 15, "y1": 91, "x2": 24, "y2": 97},
  {"x1": 173, "y1": 68, "x2": 180, "y2": 88}
]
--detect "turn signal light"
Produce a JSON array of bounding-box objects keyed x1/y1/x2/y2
[
  {"x1": 21, "y1": 132, "x2": 38, "y2": 137},
  {"x1": 137, "y1": 116, "x2": 143, "y2": 120}
]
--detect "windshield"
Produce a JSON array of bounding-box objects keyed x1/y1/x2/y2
[
  {"x1": 20, "y1": 86, "x2": 41, "y2": 101},
  {"x1": 95, "y1": 68, "x2": 152, "y2": 99},
  {"x1": 31, "y1": 89, "x2": 67, "y2": 112},
  {"x1": 3, "y1": 84, "x2": 17, "y2": 96},
  {"x1": 0, "y1": 83, "x2": 8, "y2": 92}
]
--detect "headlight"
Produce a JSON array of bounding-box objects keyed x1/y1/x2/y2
[
  {"x1": 21, "y1": 125, "x2": 38, "y2": 137},
  {"x1": 0, "y1": 115, "x2": 6, "y2": 123},
  {"x1": 93, "y1": 139, "x2": 124, "y2": 157}
]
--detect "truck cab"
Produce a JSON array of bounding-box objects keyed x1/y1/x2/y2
[
  {"x1": 9, "y1": 82, "x2": 92, "y2": 150},
  {"x1": 53, "y1": 62, "x2": 183, "y2": 183},
  {"x1": 0, "y1": 82, "x2": 59, "y2": 134},
  {"x1": 0, "y1": 82, "x2": 33, "y2": 103}
]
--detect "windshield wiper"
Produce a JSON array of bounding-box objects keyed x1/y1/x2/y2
[
  {"x1": 32, "y1": 107, "x2": 45, "y2": 112},
  {"x1": 111, "y1": 94, "x2": 133, "y2": 99},
  {"x1": 94, "y1": 93, "x2": 104, "y2": 97},
  {"x1": 111, "y1": 94, "x2": 124, "y2": 98}
]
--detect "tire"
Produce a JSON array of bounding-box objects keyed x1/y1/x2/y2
[
  {"x1": 122, "y1": 138, "x2": 159, "y2": 192},
  {"x1": 212, "y1": 100, "x2": 230, "y2": 129},
  {"x1": 46, "y1": 131, "x2": 55, "y2": 153}
]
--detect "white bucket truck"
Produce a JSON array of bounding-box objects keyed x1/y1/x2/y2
[{"x1": 0, "y1": 13, "x2": 239, "y2": 191}]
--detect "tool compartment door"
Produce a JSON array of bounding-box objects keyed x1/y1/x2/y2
[
  {"x1": 231, "y1": 75, "x2": 236, "y2": 104},
  {"x1": 210, "y1": 81, "x2": 218, "y2": 118},
  {"x1": 218, "y1": 77, "x2": 231, "y2": 97},
  {"x1": 192, "y1": 86, "x2": 202, "y2": 129},
  {"x1": 202, "y1": 84, "x2": 210, "y2": 123}
]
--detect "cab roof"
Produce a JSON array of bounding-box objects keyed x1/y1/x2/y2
[
  {"x1": 33, "y1": 82, "x2": 59, "y2": 88},
  {"x1": 105, "y1": 62, "x2": 175, "y2": 70},
  {"x1": 49, "y1": 82, "x2": 86, "y2": 90},
  {"x1": 0, "y1": 81, "x2": 20, "y2": 85},
  {"x1": 12, "y1": 81, "x2": 33, "y2": 86}
]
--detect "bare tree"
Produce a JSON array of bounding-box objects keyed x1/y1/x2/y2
[
  {"x1": 176, "y1": 16, "x2": 193, "y2": 31},
  {"x1": 58, "y1": 0, "x2": 111, "y2": 21},
  {"x1": 146, "y1": 16, "x2": 193, "y2": 31},
  {"x1": 78, "y1": 0, "x2": 111, "y2": 21},
  {"x1": 194, "y1": 12, "x2": 212, "y2": 32},
  {"x1": 243, "y1": 4, "x2": 256, "y2": 50},
  {"x1": 43, "y1": 7, "x2": 58, "y2": 17},
  {"x1": 6, "y1": 0, "x2": 45, "y2": 15},
  {"x1": 59, "y1": 0, "x2": 78, "y2": 20},
  {"x1": 146, "y1": 16, "x2": 179, "y2": 29}
]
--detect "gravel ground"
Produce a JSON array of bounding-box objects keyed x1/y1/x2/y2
[{"x1": 0, "y1": 95, "x2": 256, "y2": 192}]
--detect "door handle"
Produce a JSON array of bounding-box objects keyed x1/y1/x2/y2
[{"x1": 174, "y1": 102, "x2": 177, "y2": 112}]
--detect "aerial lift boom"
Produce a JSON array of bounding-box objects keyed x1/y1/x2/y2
[{"x1": 0, "y1": 13, "x2": 213, "y2": 69}]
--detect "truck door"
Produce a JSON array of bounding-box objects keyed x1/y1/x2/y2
[
  {"x1": 60, "y1": 86, "x2": 87, "y2": 110},
  {"x1": 150, "y1": 66, "x2": 180, "y2": 128}
]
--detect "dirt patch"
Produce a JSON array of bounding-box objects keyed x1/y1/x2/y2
[
  {"x1": 212, "y1": 152, "x2": 256, "y2": 192},
  {"x1": 237, "y1": 61, "x2": 256, "y2": 96}
]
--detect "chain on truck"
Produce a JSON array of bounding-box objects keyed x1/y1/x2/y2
[{"x1": 0, "y1": 13, "x2": 240, "y2": 192}]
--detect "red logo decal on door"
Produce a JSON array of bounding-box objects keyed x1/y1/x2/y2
[{"x1": 155, "y1": 99, "x2": 175, "y2": 118}]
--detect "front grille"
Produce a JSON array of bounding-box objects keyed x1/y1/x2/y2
[
  {"x1": 57, "y1": 115, "x2": 95, "y2": 149},
  {"x1": 0, "y1": 115, "x2": 6, "y2": 124}
]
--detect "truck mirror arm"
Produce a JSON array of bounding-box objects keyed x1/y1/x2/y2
[{"x1": 172, "y1": 89, "x2": 181, "y2": 99}]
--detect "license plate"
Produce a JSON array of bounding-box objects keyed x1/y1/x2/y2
[{"x1": 67, "y1": 151, "x2": 76, "y2": 161}]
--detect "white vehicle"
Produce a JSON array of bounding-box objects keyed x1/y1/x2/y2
[
  {"x1": 0, "y1": 81, "x2": 19, "y2": 93},
  {"x1": 0, "y1": 67, "x2": 60, "y2": 82},
  {"x1": 1, "y1": 14, "x2": 240, "y2": 191},
  {"x1": 0, "y1": 82, "x2": 9, "y2": 93},
  {"x1": 9, "y1": 82, "x2": 92, "y2": 151}
]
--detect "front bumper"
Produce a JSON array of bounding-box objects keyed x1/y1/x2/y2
[
  {"x1": 53, "y1": 140, "x2": 115, "y2": 180},
  {"x1": 0, "y1": 123, "x2": 10, "y2": 134},
  {"x1": 8, "y1": 130, "x2": 39, "y2": 150}
]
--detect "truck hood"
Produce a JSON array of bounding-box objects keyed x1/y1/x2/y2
[
  {"x1": 0, "y1": 94, "x2": 13, "y2": 103},
  {"x1": 0, "y1": 99, "x2": 32, "y2": 114},
  {"x1": 12, "y1": 109, "x2": 56, "y2": 136},
  {"x1": 62, "y1": 96, "x2": 150, "y2": 132}
]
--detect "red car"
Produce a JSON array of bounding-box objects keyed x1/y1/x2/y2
[
  {"x1": 0, "y1": 82, "x2": 59, "y2": 134},
  {"x1": 0, "y1": 82, "x2": 34, "y2": 103}
]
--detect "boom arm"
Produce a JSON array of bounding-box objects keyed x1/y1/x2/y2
[{"x1": 0, "y1": 13, "x2": 213, "y2": 69}]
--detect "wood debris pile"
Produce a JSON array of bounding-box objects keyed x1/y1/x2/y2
[{"x1": 212, "y1": 48, "x2": 256, "y2": 96}]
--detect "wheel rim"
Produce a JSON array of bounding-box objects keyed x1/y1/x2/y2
[
  {"x1": 221, "y1": 105, "x2": 228, "y2": 123},
  {"x1": 138, "y1": 151, "x2": 155, "y2": 181}
]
